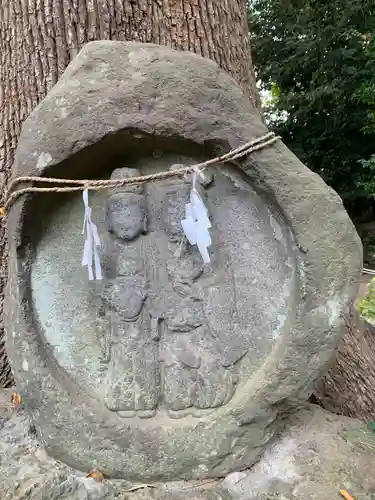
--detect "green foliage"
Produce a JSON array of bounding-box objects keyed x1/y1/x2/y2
[
  {"x1": 358, "y1": 155, "x2": 375, "y2": 198},
  {"x1": 249, "y1": 0, "x2": 375, "y2": 209},
  {"x1": 358, "y1": 277, "x2": 375, "y2": 322}
]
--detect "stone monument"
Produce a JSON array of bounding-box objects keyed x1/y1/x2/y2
[{"x1": 4, "y1": 41, "x2": 362, "y2": 482}]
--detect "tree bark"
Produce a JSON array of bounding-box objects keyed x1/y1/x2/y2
[
  {"x1": 0, "y1": 0, "x2": 260, "y2": 386},
  {"x1": 314, "y1": 309, "x2": 375, "y2": 422}
]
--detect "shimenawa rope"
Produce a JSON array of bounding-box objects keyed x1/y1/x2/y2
[
  {"x1": 0, "y1": 132, "x2": 279, "y2": 216},
  {"x1": 0, "y1": 132, "x2": 372, "y2": 277}
]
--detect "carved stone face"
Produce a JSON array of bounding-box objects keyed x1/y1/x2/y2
[{"x1": 31, "y1": 154, "x2": 297, "y2": 419}]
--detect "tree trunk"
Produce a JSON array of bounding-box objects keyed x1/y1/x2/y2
[
  {"x1": 314, "y1": 309, "x2": 375, "y2": 422},
  {"x1": 0, "y1": 0, "x2": 260, "y2": 386}
]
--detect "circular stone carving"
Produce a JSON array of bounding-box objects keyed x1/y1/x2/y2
[
  {"x1": 4, "y1": 41, "x2": 361, "y2": 481},
  {"x1": 31, "y1": 155, "x2": 297, "y2": 419}
]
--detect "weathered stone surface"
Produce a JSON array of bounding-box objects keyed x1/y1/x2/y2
[
  {"x1": 4, "y1": 41, "x2": 362, "y2": 480},
  {"x1": 1, "y1": 394, "x2": 375, "y2": 500},
  {"x1": 109, "y1": 167, "x2": 144, "y2": 195},
  {"x1": 222, "y1": 405, "x2": 375, "y2": 499}
]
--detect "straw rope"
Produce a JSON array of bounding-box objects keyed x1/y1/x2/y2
[{"x1": 0, "y1": 132, "x2": 279, "y2": 216}]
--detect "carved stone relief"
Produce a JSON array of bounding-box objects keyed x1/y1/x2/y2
[{"x1": 4, "y1": 41, "x2": 361, "y2": 480}]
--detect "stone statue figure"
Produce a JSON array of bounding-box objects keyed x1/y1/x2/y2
[
  {"x1": 99, "y1": 167, "x2": 240, "y2": 417},
  {"x1": 5, "y1": 41, "x2": 362, "y2": 481}
]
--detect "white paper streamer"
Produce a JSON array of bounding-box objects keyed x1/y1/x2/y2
[
  {"x1": 181, "y1": 171, "x2": 212, "y2": 263},
  {"x1": 82, "y1": 189, "x2": 103, "y2": 280}
]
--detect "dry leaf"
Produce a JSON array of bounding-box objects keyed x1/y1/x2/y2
[
  {"x1": 11, "y1": 392, "x2": 21, "y2": 406},
  {"x1": 340, "y1": 490, "x2": 355, "y2": 500},
  {"x1": 87, "y1": 470, "x2": 104, "y2": 482}
]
